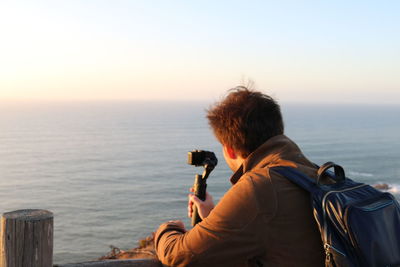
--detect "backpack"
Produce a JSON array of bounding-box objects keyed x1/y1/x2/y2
[{"x1": 272, "y1": 162, "x2": 400, "y2": 267}]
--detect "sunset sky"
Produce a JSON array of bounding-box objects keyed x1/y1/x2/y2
[{"x1": 1, "y1": 1, "x2": 399, "y2": 103}]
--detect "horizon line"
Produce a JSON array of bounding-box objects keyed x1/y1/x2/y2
[{"x1": 0, "y1": 98, "x2": 399, "y2": 106}]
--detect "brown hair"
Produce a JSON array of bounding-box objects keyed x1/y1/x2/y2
[{"x1": 207, "y1": 86, "x2": 284, "y2": 158}]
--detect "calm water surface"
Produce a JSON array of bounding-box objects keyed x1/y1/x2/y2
[{"x1": 0, "y1": 101, "x2": 399, "y2": 264}]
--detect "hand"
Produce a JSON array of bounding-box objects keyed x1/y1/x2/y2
[
  {"x1": 166, "y1": 220, "x2": 186, "y2": 232},
  {"x1": 188, "y1": 187, "x2": 215, "y2": 220}
]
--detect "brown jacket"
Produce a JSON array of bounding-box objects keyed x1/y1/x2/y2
[{"x1": 155, "y1": 135, "x2": 325, "y2": 266}]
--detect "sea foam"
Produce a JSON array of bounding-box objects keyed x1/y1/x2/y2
[
  {"x1": 388, "y1": 184, "x2": 400, "y2": 195},
  {"x1": 348, "y1": 171, "x2": 374, "y2": 178}
]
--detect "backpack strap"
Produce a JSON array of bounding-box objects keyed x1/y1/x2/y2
[
  {"x1": 271, "y1": 166, "x2": 316, "y2": 193},
  {"x1": 317, "y1": 162, "x2": 345, "y2": 185},
  {"x1": 273, "y1": 162, "x2": 346, "y2": 190}
]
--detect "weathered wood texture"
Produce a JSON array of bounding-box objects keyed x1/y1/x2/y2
[
  {"x1": 0, "y1": 209, "x2": 53, "y2": 267},
  {"x1": 55, "y1": 259, "x2": 162, "y2": 267}
]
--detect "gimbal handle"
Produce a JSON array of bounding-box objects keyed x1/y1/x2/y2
[{"x1": 191, "y1": 174, "x2": 207, "y2": 226}]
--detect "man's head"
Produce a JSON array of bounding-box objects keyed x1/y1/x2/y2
[{"x1": 207, "y1": 86, "x2": 284, "y2": 159}]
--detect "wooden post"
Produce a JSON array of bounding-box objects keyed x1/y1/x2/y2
[{"x1": 0, "y1": 209, "x2": 53, "y2": 267}]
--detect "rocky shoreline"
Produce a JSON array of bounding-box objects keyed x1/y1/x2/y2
[{"x1": 99, "y1": 234, "x2": 157, "y2": 260}]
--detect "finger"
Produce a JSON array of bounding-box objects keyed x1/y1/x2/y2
[
  {"x1": 188, "y1": 194, "x2": 194, "y2": 217},
  {"x1": 188, "y1": 193, "x2": 195, "y2": 206},
  {"x1": 189, "y1": 187, "x2": 194, "y2": 192},
  {"x1": 188, "y1": 201, "x2": 193, "y2": 218},
  {"x1": 188, "y1": 193, "x2": 193, "y2": 205},
  {"x1": 188, "y1": 194, "x2": 195, "y2": 206},
  {"x1": 190, "y1": 194, "x2": 202, "y2": 207}
]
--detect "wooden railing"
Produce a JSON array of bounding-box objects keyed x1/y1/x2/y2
[{"x1": 0, "y1": 210, "x2": 162, "y2": 267}]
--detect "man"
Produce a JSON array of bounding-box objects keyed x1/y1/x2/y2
[{"x1": 155, "y1": 87, "x2": 325, "y2": 266}]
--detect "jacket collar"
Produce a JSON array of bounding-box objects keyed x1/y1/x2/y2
[{"x1": 230, "y1": 134, "x2": 300, "y2": 184}]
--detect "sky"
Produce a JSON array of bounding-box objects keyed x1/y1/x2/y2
[{"x1": 0, "y1": 1, "x2": 399, "y2": 103}]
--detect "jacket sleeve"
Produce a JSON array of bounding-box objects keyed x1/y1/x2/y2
[{"x1": 154, "y1": 174, "x2": 277, "y2": 266}]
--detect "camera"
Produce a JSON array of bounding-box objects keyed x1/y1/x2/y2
[{"x1": 187, "y1": 150, "x2": 218, "y2": 168}]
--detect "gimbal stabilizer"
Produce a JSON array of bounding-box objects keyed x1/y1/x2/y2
[{"x1": 187, "y1": 150, "x2": 218, "y2": 226}]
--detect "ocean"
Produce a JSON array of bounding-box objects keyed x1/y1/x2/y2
[{"x1": 0, "y1": 101, "x2": 399, "y2": 264}]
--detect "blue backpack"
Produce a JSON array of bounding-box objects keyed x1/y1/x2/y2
[{"x1": 272, "y1": 162, "x2": 400, "y2": 267}]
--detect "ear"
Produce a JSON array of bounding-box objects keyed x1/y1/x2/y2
[{"x1": 224, "y1": 145, "x2": 237, "y2": 159}]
